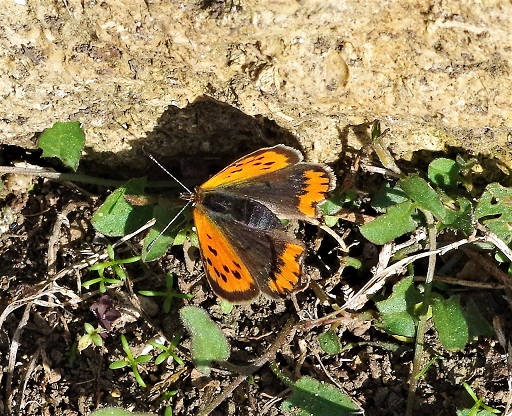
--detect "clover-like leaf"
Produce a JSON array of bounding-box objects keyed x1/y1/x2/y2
[{"x1": 38, "y1": 121, "x2": 85, "y2": 171}]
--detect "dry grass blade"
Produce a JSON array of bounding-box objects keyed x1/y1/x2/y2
[{"x1": 5, "y1": 302, "x2": 33, "y2": 413}]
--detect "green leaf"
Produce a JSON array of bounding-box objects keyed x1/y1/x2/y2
[
  {"x1": 428, "y1": 158, "x2": 461, "y2": 189},
  {"x1": 432, "y1": 295, "x2": 468, "y2": 351},
  {"x1": 38, "y1": 121, "x2": 85, "y2": 171},
  {"x1": 179, "y1": 306, "x2": 230, "y2": 375},
  {"x1": 318, "y1": 330, "x2": 343, "y2": 355},
  {"x1": 399, "y1": 175, "x2": 449, "y2": 221},
  {"x1": 441, "y1": 198, "x2": 474, "y2": 234},
  {"x1": 281, "y1": 376, "x2": 359, "y2": 416},
  {"x1": 474, "y1": 183, "x2": 512, "y2": 245},
  {"x1": 360, "y1": 200, "x2": 417, "y2": 245},
  {"x1": 219, "y1": 299, "x2": 234, "y2": 314},
  {"x1": 371, "y1": 182, "x2": 409, "y2": 213},
  {"x1": 375, "y1": 277, "x2": 422, "y2": 338},
  {"x1": 457, "y1": 410, "x2": 500, "y2": 416},
  {"x1": 464, "y1": 299, "x2": 494, "y2": 339},
  {"x1": 92, "y1": 178, "x2": 153, "y2": 237},
  {"x1": 142, "y1": 201, "x2": 188, "y2": 262}
]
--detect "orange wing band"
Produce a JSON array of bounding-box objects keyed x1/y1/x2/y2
[
  {"x1": 193, "y1": 208, "x2": 259, "y2": 302},
  {"x1": 298, "y1": 168, "x2": 334, "y2": 217},
  {"x1": 200, "y1": 146, "x2": 301, "y2": 190},
  {"x1": 267, "y1": 242, "x2": 303, "y2": 295}
]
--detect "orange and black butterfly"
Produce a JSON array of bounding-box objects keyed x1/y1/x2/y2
[{"x1": 187, "y1": 144, "x2": 336, "y2": 303}]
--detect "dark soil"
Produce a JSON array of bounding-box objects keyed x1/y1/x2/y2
[{"x1": 0, "y1": 144, "x2": 510, "y2": 416}]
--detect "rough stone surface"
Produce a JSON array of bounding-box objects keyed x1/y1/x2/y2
[{"x1": 1, "y1": 0, "x2": 511, "y2": 173}]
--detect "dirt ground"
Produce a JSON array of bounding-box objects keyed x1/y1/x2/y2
[{"x1": 1, "y1": 134, "x2": 512, "y2": 415}]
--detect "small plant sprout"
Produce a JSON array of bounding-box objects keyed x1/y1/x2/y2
[
  {"x1": 148, "y1": 335, "x2": 184, "y2": 366},
  {"x1": 139, "y1": 273, "x2": 194, "y2": 313},
  {"x1": 462, "y1": 382, "x2": 500, "y2": 415},
  {"x1": 78, "y1": 323, "x2": 106, "y2": 352},
  {"x1": 109, "y1": 334, "x2": 152, "y2": 388},
  {"x1": 83, "y1": 244, "x2": 141, "y2": 293}
]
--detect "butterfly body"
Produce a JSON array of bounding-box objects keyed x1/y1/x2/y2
[{"x1": 191, "y1": 145, "x2": 335, "y2": 303}]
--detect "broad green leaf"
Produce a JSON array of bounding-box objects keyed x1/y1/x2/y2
[
  {"x1": 375, "y1": 277, "x2": 422, "y2": 338},
  {"x1": 432, "y1": 295, "x2": 468, "y2": 351},
  {"x1": 92, "y1": 178, "x2": 153, "y2": 237},
  {"x1": 281, "y1": 376, "x2": 359, "y2": 416},
  {"x1": 428, "y1": 158, "x2": 461, "y2": 189},
  {"x1": 318, "y1": 330, "x2": 343, "y2": 355},
  {"x1": 179, "y1": 306, "x2": 230, "y2": 375},
  {"x1": 399, "y1": 175, "x2": 449, "y2": 221},
  {"x1": 371, "y1": 182, "x2": 409, "y2": 213},
  {"x1": 464, "y1": 298, "x2": 494, "y2": 339},
  {"x1": 360, "y1": 200, "x2": 416, "y2": 245},
  {"x1": 457, "y1": 410, "x2": 500, "y2": 416},
  {"x1": 474, "y1": 183, "x2": 512, "y2": 245},
  {"x1": 38, "y1": 121, "x2": 85, "y2": 171}
]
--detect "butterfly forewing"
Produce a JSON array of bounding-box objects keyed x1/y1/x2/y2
[
  {"x1": 224, "y1": 162, "x2": 335, "y2": 219},
  {"x1": 199, "y1": 145, "x2": 302, "y2": 190}
]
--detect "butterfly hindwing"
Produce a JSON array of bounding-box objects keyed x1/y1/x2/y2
[
  {"x1": 193, "y1": 194, "x2": 305, "y2": 301},
  {"x1": 193, "y1": 207, "x2": 259, "y2": 302},
  {"x1": 225, "y1": 162, "x2": 335, "y2": 219}
]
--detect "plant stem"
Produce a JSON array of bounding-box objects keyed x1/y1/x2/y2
[{"x1": 406, "y1": 210, "x2": 437, "y2": 415}]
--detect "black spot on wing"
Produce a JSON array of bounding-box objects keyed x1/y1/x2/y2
[{"x1": 207, "y1": 245, "x2": 218, "y2": 256}]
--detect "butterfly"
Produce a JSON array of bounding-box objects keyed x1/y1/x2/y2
[{"x1": 188, "y1": 144, "x2": 336, "y2": 303}]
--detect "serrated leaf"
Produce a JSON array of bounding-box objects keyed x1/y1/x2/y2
[
  {"x1": 360, "y1": 200, "x2": 417, "y2": 245},
  {"x1": 38, "y1": 121, "x2": 85, "y2": 171},
  {"x1": 179, "y1": 306, "x2": 230, "y2": 375},
  {"x1": 92, "y1": 178, "x2": 154, "y2": 237},
  {"x1": 441, "y1": 198, "x2": 474, "y2": 234},
  {"x1": 474, "y1": 183, "x2": 512, "y2": 245},
  {"x1": 281, "y1": 376, "x2": 359, "y2": 416},
  {"x1": 375, "y1": 277, "x2": 422, "y2": 338},
  {"x1": 428, "y1": 158, "x2": 461, "y2": 189},
  {"x1": 432, "y1": 295, "x2": 468, "y2": 351}
]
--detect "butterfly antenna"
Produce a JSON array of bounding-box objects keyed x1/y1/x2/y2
[
  {"x1": 146, "y1": 200, "x2": 192, "y2": 252},
  {"x1": 145, "y1": 151, "x2": 193, "y2": 195}
]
